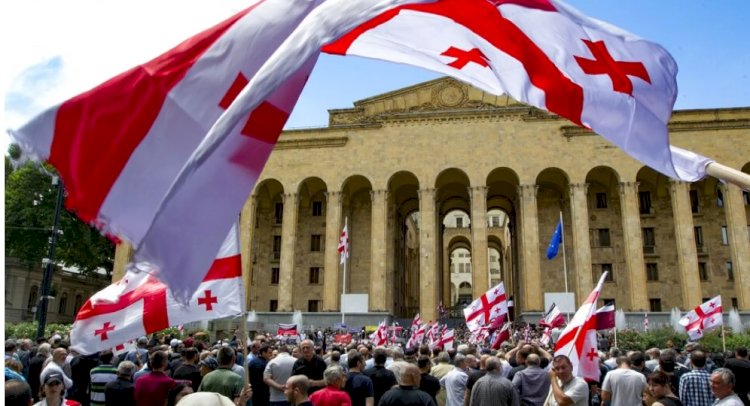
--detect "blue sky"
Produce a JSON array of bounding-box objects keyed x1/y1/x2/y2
[{"x1": 3, "y1": 0, "x2": 749, "y2": 135}]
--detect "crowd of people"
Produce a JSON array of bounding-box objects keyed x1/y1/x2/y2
[{"x1": 4, "y1": 328, "x2": 750, "y2": 406}]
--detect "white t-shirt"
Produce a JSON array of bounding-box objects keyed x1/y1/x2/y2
[
  {"x1": 602, "y1": 368, "x2": 647, "y2": 406},
  {"x1": 548, "y1": 376, "x2": 589, "y2": 406},
  {"x1": 714, "y1": 394, "x2": 745, "y2": 406}
]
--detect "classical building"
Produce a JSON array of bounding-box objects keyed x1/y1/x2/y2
[
  {"x1": 114, "y1": 77, "x2": 750, "y2": 322},
  {"x1": 5, "y1": 257, "x2": 111, "y2": 324}
]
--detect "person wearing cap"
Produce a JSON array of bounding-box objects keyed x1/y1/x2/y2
[
  {"x1": 34, "y1": 372, "x2": 81, "y2": 406},
  {"x1": 104, "y1": 361, "x2": 136, "y2": 406},
  {"x1": 200, "y1": 357, "x2": 219, "y2": 377},
  {"x1": 126, "y1": 337, "x2": 149, "y2": 365}
]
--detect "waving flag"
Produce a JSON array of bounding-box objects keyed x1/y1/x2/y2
[
  {"x1": 433, "y1": 329, "x2": 455, "y2": 350},
  {"x1": 338, "y1": 218, "x2": 349, "y2": 264},
  {"x1": 411, "y1": 313, "x2": 422, "y2": 332},
  {"x1": 490, "y1": 322, "x2": 511, "y2": 350},
  {"x1": 407, "y1": 323, "x2": 427, "y2": 349},
  {"x1": 464, "y1": 282, "x2": 508, "y2": 331},
  {"x1": 644, "y1": 313, "x2": 650, "y2": 333},
  {"x1": 546, "y1": 221, "x2": 563, "y2": 259},
  {"x1": 554, "y1": 272, "x2": 608, "y2": 381},
  {"x1": 278, "y1": 323, "x2": 299, "y2": 336},
  {"x1": 594, "y1": 304, "x2": 615, "y2": 330},
  {"x1": 540, "y1": 302, "x2": 566, "y2": 328},
  {"x1": 9, "y1": 0, "x2": 432, "y2": 301},
  {"x1": 679, "y1": 296, "x2": 723, "y2": 340},
  {"x1": 70, "y1": 223, "x2": 243, "y2": 355},
  {"x1": 324, "y1": 0, "x2": 712, "y2": 182}
]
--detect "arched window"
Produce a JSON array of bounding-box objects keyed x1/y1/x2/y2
[
  {"x1": 27, "y1": 286, "x2": 39, "y2": 311},
  {"x1": 58, "y1": 292, "x2": 68, "y2": 315},
  {"x1": 73, "y1": 294, "x2": 84, "y2": 315}
]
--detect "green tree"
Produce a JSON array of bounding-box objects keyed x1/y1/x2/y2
[{"x1": 5, "y1": 161, "x2": 115, "y2": 274}]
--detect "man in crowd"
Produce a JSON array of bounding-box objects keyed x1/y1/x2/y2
[
  {"x1": 28, "y1": 343, "x2": 51, "y2": 402},
  {"x1": 265, "y1": 345, "x2": 297, "y2": 406},
  {"x1": 89, "y1": 350, "x2": 118, "y2": 406},
  {"x1": 710, "y1": 368, "x2": 745, "y2": 406},
  {"x1": 309, "y1": 365, "x2": 352, "y2": 406},
  {"x1": 41, "y1": 347, "x2": 74, "y2": 390},
  {"x1": 464, "y1": 354, "x2": 488, "y2": 406},
  {"x1": 511, "y1": 353, "x2": 550, "y2": 406},
  {"x1": 173, "y1": 347, "x2": 203, "y2": 392},
  {"x1": 440, "y1": 353, "x2": 468, "y2": 406},
  {"x1": 378, "y1": 363, "x2": 436, "y2": 406},
  {"x1": 468, "y1": 356, "x2": 519, "y2": 406},
  {"x1": 284, "y1": 375, "x2": 313, "y2": 406},
  {"x1": 292, "y1": 340, "x2": 327, "y2": 395},
  {"x1": 104, "y1": 361, "x2": 136, "y2": 406},
  {"x1": 365, "y1": 347, "x2": 397, "y2": 406},
  {"x1": 200, "y1": 346, "x2": 244, "y2": 402},
  {"x1": 344, "y1": 352, "x2": 374, "y2": 406},
  {"x1": 418, "y1": 356, "x2": 440, "y2": 404},
  {"x1": 601, "y1": 355, "x2": 647, "y2": 406},
  {"x1": 249, "y1": 345, "x2": 273, "y2": 406},
  {"x1": 679, "y1": 350, "x2": 715, "y2": 406},
  {"x1": 725, "y1": 347, "x2": 750, "y2": 406},
  {"x1": 135, "y1": 350, "x2": 176, "y2": 406},
  {"x1": 547, "y1": 355, "x2": 588, "y2": 406},
  {"x1": 5, "y1": 379, "x2": 33, "y2": 406}
]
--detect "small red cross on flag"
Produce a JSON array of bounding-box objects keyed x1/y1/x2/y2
[
  {"x1": 95, "y1": 322, "x2": 116, "y2": 341},
  {"x1": 441, "y1": 46, "x2": 489, "y2": 69},
  {"x1": 198, "y1": 290, "x2": 219, "y2": 311}
]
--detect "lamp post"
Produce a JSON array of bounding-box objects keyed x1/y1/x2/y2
[{"x1": 36, "y1": 175, "x2": 64, "y2": 339}]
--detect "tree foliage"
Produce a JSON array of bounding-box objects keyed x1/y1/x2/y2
[{"x1": 5, "y1": 160, "x2": 115, "y2": 274}]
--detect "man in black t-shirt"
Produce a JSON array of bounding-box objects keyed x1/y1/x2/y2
[
  {"x1": 725, "y1": 347, "x2": 750, "y2": 406},
  {"x1": 417, "y1": 356, "x2": 440, "y2": 404},
  {"x1": 172, "y1": 348, "x2": 202, "y2": 392},
  {"x1": 292, "y1": 340, "x2": 327, "y2": 394},
  {"x1": 344, "y1": 352, "x2": 374, "y2": 406},
  {"x1": 364, "y1": 348, "x2": 397, "y2": 405}
]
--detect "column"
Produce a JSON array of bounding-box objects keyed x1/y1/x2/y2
[
  {"x1": 240, "y1": 195, "x2": 257, "y2": 310},
  {"x1": 323, "y1": 191, "x2": 343, "y2": 311},
  {"x1": 370, "y1": 189, "x2": 388, "y2": 311},
  {"x1": 618, "y1": 182, "x2": 648, "y2": 310},
  {"x1": 723, "y1": 183, "x2": 750, "y2": 309},
  {"x1": 419, "y1": 188, "x2": 439, "y2": 321},
  {"x1": 569, "y1": 183, "x2": 593, "y2": 304},
  {"x1": 112, "y1": 242, "x2": 134, "y2": 282},
  {"x1": 669, "y1": 180, "x2": 702, "y2": 309},
  {"x1": 469, "y1": 186, "x2": 489, "y2": 296},
  {"x1": 278, "y1": 192, "x2": 299, "y2": 311},
  {"x1": 518, "y1": 184, "x2": 543, "y2": 311}
]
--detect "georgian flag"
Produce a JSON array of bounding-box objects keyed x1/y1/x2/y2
[
  {"x1": 323, "y1": 0, "x2": 712, "y2": 182},
  {"x1": 433, "y1": 328, "x2": 455, "y2": 350},
  {"x1": 411, "y1": 313, "x2": 421, "y2": 332},
  {"x1": 407, "y1": 323, "x2": 427, "y2": 349},
  {"x1": 541, "y1": 302, "x2": 566, "y2": 328},
  {"x1": 490, "y1": 322, "x2": 511, "y2": 350},
  {"x1": 338, "y1": 218, "x2": 349, "y2": 264},
  {"x1": 70, "y1": 224, "x2": 243, "y2": 355},
  {"x1": 554, "y1": 271, "x2": 608, "y2": 382},
  {"x1": 9, "y1": 0, "x2": 433, "y2": 302},
  {"x1": 464, "y1": 282, "x2": 508, "y2": 332},
  {"x1": 679, "y1": 296, "x2": 723, "y2": 340}
]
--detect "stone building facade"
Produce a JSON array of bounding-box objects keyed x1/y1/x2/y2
[
  {"x1": 113, "y1": 77, "x2": 750, "y2": 322},
  {"x1": 5, "y1": 257, "x2": 111, "y2": 324}
]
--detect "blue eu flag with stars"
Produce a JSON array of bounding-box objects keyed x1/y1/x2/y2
[{"x1": 546, "y1": 221, "x2": 563, "y2": 259}]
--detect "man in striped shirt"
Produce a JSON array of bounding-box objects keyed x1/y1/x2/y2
[{"x1": 89, "y1": 350, "x2": 118, "y2": 406}]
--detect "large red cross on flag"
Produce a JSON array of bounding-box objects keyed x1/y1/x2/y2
[
  {"x1": 679, "y1": 296, "x2": 723, "y2": 340},
  {"x1": 70, "y1": 223, "x2": 244, "y2": 355},
  {"x1": 323, "y1": 0, "x2": 712, "y2": 182},
  {"x1": 464, "y1": 282, "x2": 508, "y2": 331}
]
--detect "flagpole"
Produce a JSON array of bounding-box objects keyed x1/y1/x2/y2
[
  {"x1": 722, "y1": 325, "x2": 727, "y2": 353},
  {"x1": 341, "y1": 216, "x2": 348, "y2": 325},
  {"x1": 239, "y1": 313, "x2": 250, "y2": 387}
]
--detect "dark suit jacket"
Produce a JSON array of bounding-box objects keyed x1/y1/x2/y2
[{"x1": 104, "y1": 378, "x2": 135, "y2": 406}]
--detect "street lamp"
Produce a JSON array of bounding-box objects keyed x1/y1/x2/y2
[{"x1": 36, "y1": 175, "x2": 64, "y2": 339}]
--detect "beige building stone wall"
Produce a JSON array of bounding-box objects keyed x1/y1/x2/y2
[{"x1": 112, "y1": 77, "x2": 750, "y2": 317}]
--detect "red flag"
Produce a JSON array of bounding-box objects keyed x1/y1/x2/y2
[
  {"x1": 679, "y1": 296, "x2": 722, "y2": 340},
  {"x1": 540, "y1": 302, "x2": 566, "y2": 328},
  {"x1": 324, "y1": 0, "x2": 711, "y2": 182},
  {"x1": 554, "y1": 272, "x2": 608, "y2": 382},
  {"x1": 70, "y1": 224, "x2": 243, "y2": 355},
  {"x1": 594, "y1": 304, "x2": 615, "y2": 331},
  {"x1": 490, "y1": 322, "x2": 511, "y2": 350},
  {"x1": 278, "y1": 324, "x2": 299, "y2": 336}
]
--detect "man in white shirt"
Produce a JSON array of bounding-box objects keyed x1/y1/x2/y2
[
  {"x1": 264, "y1": 345, "x2": 298, "y2": 406},
  {"x1": 547, "y1": 355, "x2": 589, "y2": 406},
  {"x1": 602, "y1": 356, "x2": 647, "y2": 406},
  {"x1": 439, "y1": 354, "x2": 468, "y2": 406}
]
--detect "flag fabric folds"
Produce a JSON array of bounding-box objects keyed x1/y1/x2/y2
[
  {"x1": 323, "y1": 0, "x2": 712, "y2": 182},
  {"x1": 644, "y1": 313, "x2": 649, "y2": 333},
  {"x1": 490, "y1": 322, "x2": 511, "y2": 350},
  {"x1": 70, "y1": 223, "x2": 243, "y2": 355},
  {"x1": 9, "y1": 0, "x2": 432, "y2": 301},
  {"x1": 411, "y1": 313, "x2": 421, "y2": 332},
  {"x1": 679, "y1": 296, "x2": 723, "y2": 340},
  {"x1": 546, "y1": 221, "x2": 563, "y2": 260},
  {"x1": 554, "y1": 272, "x2": 608, "y2": 382},
  {"x1": 540, "y1": 302, "x2": 566, "y2": 328},
  {"x1": 433, "y1": 329, "x2": 455, "y2": 350},
  {"x1": 464, "y1": 282, "x2": 508, "y2": 331},
  {"x1": 338, "y1": 219, "x2": 349, "y2": 264},
  {"x1": 278, "y1": 323, "x2": 299, "y2": 336},
  {"x1": 407, "y1": 323, "x2": 427, "y2": 349},
  {"x1": 370, "y1": 321, "x2": 389, "y2": 346},
  {"x1": 594, "y1": 304, "x2": 616, "y2": 330}
]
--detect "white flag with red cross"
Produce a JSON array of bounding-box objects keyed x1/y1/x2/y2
[
  {"x1": 554, "y1": 271, "x2": 608, "y2": 382},
  {"x1": 464, "y1": 282, "x2": 508, "y2": 332},
  {"x1": 323, "y1": 0, "x2": 712, "y2": 182},
  {"x1": 338, "y1": 218, "x2": 349, "y2": 265},
  {"x1": 679, "y1": 296, "x2": 722, "y2": 340},
  {"x1": 70, "y1": 224, "x2": 243, "y2": 355}
]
